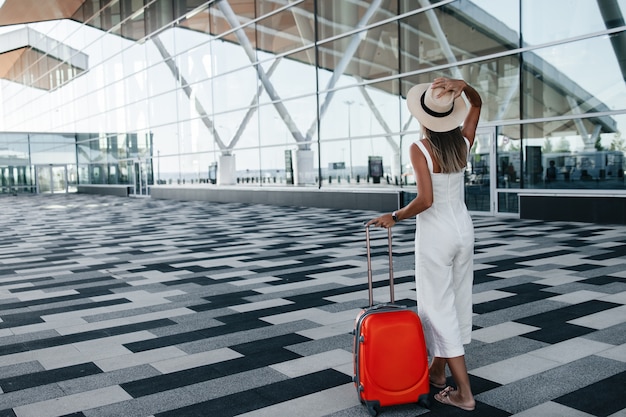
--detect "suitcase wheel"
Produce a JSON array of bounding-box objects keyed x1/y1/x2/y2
[
  {"x1": 364, "y1": 400, "x2": 381, "y2": 417},
  {"x1": 418, "y1": 393, "x2": 431, "y2": 409}
]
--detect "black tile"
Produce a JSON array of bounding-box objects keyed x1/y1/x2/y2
[
  {"x1": 561, "y1": 239, "x2": 590, "y2": 247},
  {"x1": 0, "y1": 319, "x2": 176, "y2": 355},
  {"x1": 121, "y1": 335, "x2": 307, "y2": 398},
  {"x1": 0, "y1": 363, "x2": 102, "y2": 392},
  {"x1": 521, "y1": 322, "x2": 595, "y2": 344},
  {"x1": 554, "y1": 371, "x2": 626, "y2": 416},
  {"x1": 198, "y1": 290, "x2": 260, "y2": 308},
  {"x1": 0, "y1": 298, "x2": 132, "y2": 328},
  {"x1": 585, "y1": 245, "x2": 626, "y2": 260},
  {"x1": 123, "y1": 313, "x2": 272, "y2": 353},
  {"x1": 516, "y1": 300, "x2": 621, "y2": 328},
  {"x1": 230, "y1": 333, "x2": 310, "y2": 356},
  {"x1": 561, "y1": 263, "x2": 605, "y2": 272},
  {"x1": 474, "y1": 291, "x2": 554, "y2": 315},
  {"x1": 579, "y1": 276, "x2": 626, "y2": 285},
  {"x1": 153, "y1": 369, "x2": 352, "y2": 417}
]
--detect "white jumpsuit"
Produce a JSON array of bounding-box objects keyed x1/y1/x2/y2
[{"x1": 414, "y1": 139, "x2": 474, "y2": 359}]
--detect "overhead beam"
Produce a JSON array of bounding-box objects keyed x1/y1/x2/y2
[{"x1": 597, "y1": 0, "x2": 626, "y2": 83}]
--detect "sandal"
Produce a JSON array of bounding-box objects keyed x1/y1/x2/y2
[{"x1": 435, "y1": 386, "x2": 475, "y2": 411}]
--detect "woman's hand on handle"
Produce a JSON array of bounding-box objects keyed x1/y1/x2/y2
[{"x1": 366, "y1": 213, "x2": 396, "y2": 229}]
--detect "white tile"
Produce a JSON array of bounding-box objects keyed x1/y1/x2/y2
[
  {"x1": 152, "y1": 348, "x2": 243, "y2": 374},
  {"x1": 533, "y1": 273, "x2": 584, "y2": 287},
  {"x1": 9, "y1": 317, "x2": 87, "y2": 335},
  {"x1": 229, "y1": 276, "x2": 281, "y2": 286},
  {"x1": 490, "y1": 269, "x2": 539, "y2": 279},
  {"x1": 37, "y1": 331, "x2": 157, "y2": 370},
  {"x1": 568, "y1": 305, "x2": 626, "y2": 330},
  {"x1": 56, "y1": 307, "x2": 194, "y2": 335},
  {"x1": 596, "y1": 343, "x2": 626, "y2": 363},
  {"x1": 13, "y1": 385, "x2": 132, "y2": 417},
  {"x1": 233, "y1": 384, "x2": 360, "y2": 417},
  {"x1": 610, "y1": 270, "x2": 626, "y2": 278},
  {"x1": 270, "y1": 349, "x2": 352, "y2": 378},
  {"x1": 333, "y1": 361, "x2": 355, "y2": 377},
  {"x1": 520, "y1": 253, "x2": 591, "y2": 267},
  {"x1": 297, "y1": 319, "x2": 355, "y2": 340},
  {"x1": 548, "y1": 290, "x2": 607, "y2": 304},
  {"x1": 472, "y1": 322, "x2": 539, "y2": 343},
  {"x1": 529, "y1": 337, "x2": 615, "y2": 364},
  {"x1": 470, "y1": 353, "x2": 560, "y2": 385},
  {"x1": 229, "y1": 298, "x2": 294, "y2": 313},
  {"x1": 601, "y1": 291, "x2": 626, "y2": 305},
  {"x1": 474, "y1": 263, "x2": 497, "y2": 271},
  {"x1": 262, "y1": 307, "x2": 358, "y2": 326},
  {"x1": 473, "y1": 290, "x2": 515, "y2": 305},
  {"x1": 511, "y1": 401, "x2": 595, "y2": 417},
  {"x1": 94, "y1": 346, "x2": 187, "y2": 372},
  {"x1": 14, "y1": 289, "x2": 79, "y2": 301}
]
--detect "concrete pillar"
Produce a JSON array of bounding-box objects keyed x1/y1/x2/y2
[
  {"x1": 294, "y1": 150, "x2": 315, "y2": 185},
  {"x1": 218, "y1": 154, "x2": 236, "y2": 185}
]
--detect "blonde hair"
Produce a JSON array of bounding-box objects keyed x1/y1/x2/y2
[{"x1": 423, "y1": 127, "x2": 467, "y2": 173}]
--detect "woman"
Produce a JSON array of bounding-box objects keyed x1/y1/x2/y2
[{"x1": 367, "y1": 77, "x2": 482, "y2": 411}]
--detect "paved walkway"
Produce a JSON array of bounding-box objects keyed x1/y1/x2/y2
[{"x1": 0, "y1": 194, "x2": 624, "y2": 417}]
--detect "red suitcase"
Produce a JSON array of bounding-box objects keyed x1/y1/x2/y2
[{"x1": 353, "y1": 226, "x2": 430, "y2": 416}]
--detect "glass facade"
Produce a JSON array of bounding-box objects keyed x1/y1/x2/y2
[{"x1": 0, "y1": 0, "x2": 625, "y2": 215}]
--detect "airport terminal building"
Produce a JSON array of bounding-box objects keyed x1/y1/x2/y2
[{"x1": 0, "y1": 0, "x2": 625, "y2": 223}]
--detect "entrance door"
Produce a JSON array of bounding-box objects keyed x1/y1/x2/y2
[
  {"x1": 465, "y1": 128, "x2": 495, "y2": 214},
  {"x1": 1, "y1": 166, "x2": 14, "y2": 193},
  {"x1": 37, "y1": 165, "x2": 69, "y2": 193},
  {"x1": 126, "y1": 158, "x2": 150, "y2": 197}
]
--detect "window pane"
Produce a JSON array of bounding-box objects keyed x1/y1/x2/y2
[
  {"x1": 522, "y1": 0, "x2": 621, "y2": 45},
  {"x1": 317, "y1": 20, "x2": 400, "y2": 89},
  {"x1": 256, "y1": 1, "x2": 315, "y2": 54},
  {"x1": 318, "y1": 1, "x2": 397, "y2": 41},
  {"x1": 400, "y1": 1, "x2": 520, "y2": 75},
  {"x1": 520, "y1": 117, "x2": 626, "y2": 190},
  {"x1": 497, "y1": 132, "x2": 521, "y2": 189},
  {"x1": 522, "y1": 34, "x2": 626, "y2": 122},
  {"x1": 29, "y1": 134, "x2": 76, "y2": 165},
  {"x1": 258, "y1": 48, "x2": 317, "y2": 101}
]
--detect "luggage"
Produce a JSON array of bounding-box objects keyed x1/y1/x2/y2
[{"x1": 352, "y1": 225, "x2": 430, "y2": 416}]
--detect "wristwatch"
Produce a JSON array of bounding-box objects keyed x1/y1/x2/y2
[{"x1": 392, "y1": 211, "x2": 398, "y2": 222}]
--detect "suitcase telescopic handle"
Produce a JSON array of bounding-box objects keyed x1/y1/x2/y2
[{"x1": 365, "y1": 224, "x2": 394, "y2": 307}]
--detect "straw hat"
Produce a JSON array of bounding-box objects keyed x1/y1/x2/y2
[{"x1": 407, "y1": 82, "x2": 468, "y2": 132}]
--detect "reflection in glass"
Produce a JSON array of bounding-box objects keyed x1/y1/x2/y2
[
  {"x1": 498, "y1": 192, "x2": 519, "y2": 214},
  {"x1": 520, "y1": 120, "x2": 625, "y2": 190},
  {"x1": 400, "y1": 3, "x2": 519, "y2": 75},
  {"x1": 522, "y1": 35, "x2": 626, "y2": 120},
  {"x1": 522, "y1": 0, "x2": 615, "y2": 46},
  {"x1": 497, "y1": 134, "x2": 521, "y2": 190},
  {"x1": 318, "y1": 1, "x2": 396, "y2": 40},
  {"x1": 318, "y1": 20, "x2": 400, "y2": 90},
  {"x1": 465, "y1": 131, "x2": 492, "y2": 213},
  {"x1": 256, "y1": 2, "x2": 316, "y2": 54}
]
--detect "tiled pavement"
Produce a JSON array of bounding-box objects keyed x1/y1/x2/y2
[{"x1": 0, "y1": 193, "x2": 624, "y2": 417}]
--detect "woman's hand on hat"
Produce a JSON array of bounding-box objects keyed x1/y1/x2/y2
[{"x1": 432, "y1": 77, "x2": 466, "y2": 99}]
